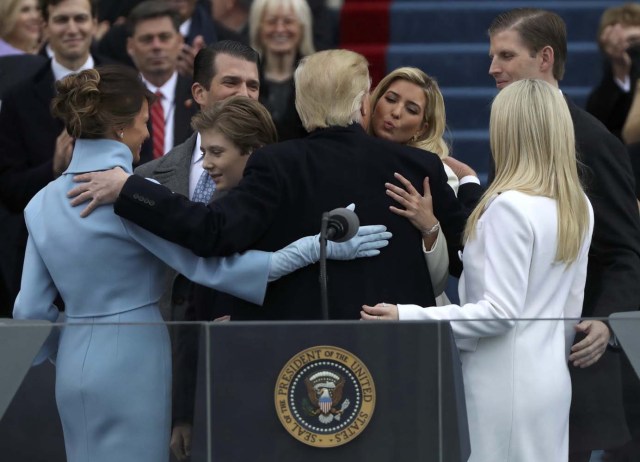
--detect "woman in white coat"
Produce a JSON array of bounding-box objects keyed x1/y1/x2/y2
[{"x1": 362, "y1": 79, "x2": 594, "y2": 462}]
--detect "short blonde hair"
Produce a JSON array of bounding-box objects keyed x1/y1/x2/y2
[
  {"x1": 249, "y1": 0, "x2": 315, "y2": 57},
  {"x1": 0, "y1": 0, "x2": 29, "y2": 38},
  {"x1": 370, "y1": 67, "x2": 449, "y2": 159},
  {"x1": 466, "y1": 79, "x2": 589, "y2": 263},
  {"x1": 294, "y1": 49, "x2": 370, "y2": 131}
]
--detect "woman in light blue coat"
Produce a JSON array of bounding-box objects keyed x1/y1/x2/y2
[{"x1": 12, "y1": 66, "x2": 390, "y2": 462}]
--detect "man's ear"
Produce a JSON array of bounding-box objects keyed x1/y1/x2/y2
[
  {"x1": 126, "y1": 36, "x2": 135, "y2": 59},
  {"x1": 360, "y1": 92, "x2": 370, "y2": 118},
  {"x1": 539, "y1": 45, "x2": 555, "y2": 74},
  {"x1": 192, "y1": 82, "x2": 207, "y2": 106},
  {"x1": 359, "y1": 92, "x2": 371, "y2": 129}
]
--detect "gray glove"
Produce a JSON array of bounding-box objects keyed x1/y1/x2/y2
[{"x1": 268, "y1": 225, "x2": 392, "y2": 282}]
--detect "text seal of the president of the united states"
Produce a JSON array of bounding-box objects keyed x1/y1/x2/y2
[{"x1": 274, "y1": 345, "x2": 376, "y2": 448}]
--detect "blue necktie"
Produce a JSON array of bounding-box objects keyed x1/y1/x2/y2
[{"x1": 192, "y1": 170, "x2": 216, "y2": 203}]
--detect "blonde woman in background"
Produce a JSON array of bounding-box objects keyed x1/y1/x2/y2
[
  {"x1": 0, "y1": 0, "x2": 41, "y2": 56},
  {"x1": 249, "y1": 0, "x2": 314, "y2": 140},
  {"x1": 363, "y1": 79, "x2": 594, "y2": 462}
]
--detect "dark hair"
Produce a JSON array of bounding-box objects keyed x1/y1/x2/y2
[
  {"x1": 191, "y1": 96, "x2": 277, "y2": 155},
  {"x1": 237, "y1": 0, "x2": 252, "y2": 11},
  {"x1": 488, "y1": 8, "x2": 567, "y2": 81},
  {"x1": 126, "y1": 0, "x2": 182, "y2": 36},
  {"x1": 193, "y1": 40, "x2": 260, "y2": 88},
  {"x1": 51, "y1": 65, "x2": 154, "y2": 139},
  {"x1": 40, "y1": 0, "x2": 98, "y2": 22}
]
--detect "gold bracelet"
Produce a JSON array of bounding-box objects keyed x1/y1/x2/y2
[{"x1": 421, "y1": 221, "x2": 440, "y2": 237}]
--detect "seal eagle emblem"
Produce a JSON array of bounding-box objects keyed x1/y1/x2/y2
[
  {"x1": 305, "y1": 371, "x2": 350, "y2": 424},
  {"x1": 274, "y1": 346, "x2": 376, "y2": 448}
]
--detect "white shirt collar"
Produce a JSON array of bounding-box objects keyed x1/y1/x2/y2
[
  {"x1": 192, "y1": 132, "x2": 203, "y2": 164},
  {"x1": 141, "y1": 71, "x2": 178, "y2": 101},
  {"x1": 51, "y1": 55, "x2": 95, "y2": 82},
  {"x1": 180, "y1": 18, "x2": 192, "y2": 38},
  {"x1": 615, "y1": 75, "x2": 631, "y2": 93},
  {"x1": 188, "y1": 132, "x2": 206, "y2": 200}
]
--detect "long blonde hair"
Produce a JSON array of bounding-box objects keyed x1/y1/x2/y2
[
  {"x1": 465, "y1": 79, "x2": 589, "y2": 264},
  {"x1": 369, "y1": 67, "x2": 449, "y2": 159}
]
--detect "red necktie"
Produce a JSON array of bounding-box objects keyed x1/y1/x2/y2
[{"x1": 151, "y1": 90, "x2": 165, "y2": 159}]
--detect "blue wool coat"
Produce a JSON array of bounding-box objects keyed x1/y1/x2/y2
[{"x1": 13, "y1": 138, "x2": 270, "y2": 462}]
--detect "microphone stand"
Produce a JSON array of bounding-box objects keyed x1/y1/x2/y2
[{"x1": 319, "y1": 212, "x2": 330, "y2": 320}]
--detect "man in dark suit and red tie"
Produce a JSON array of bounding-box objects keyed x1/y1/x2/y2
[{"x1": 125, "y1": 1, "x2": 198, "y2": 164}]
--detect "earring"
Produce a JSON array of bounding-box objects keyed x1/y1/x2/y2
[
  {"x1": 119, "y1": 131, "x2": 124, "y2": 139},
  {"x1": 410, "y1": 133, "x2": 420, "y2": 143}
]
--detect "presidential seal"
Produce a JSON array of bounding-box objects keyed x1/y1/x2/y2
[{"x1": 274, "y1": 346, "x2": 375, "y2": 448}]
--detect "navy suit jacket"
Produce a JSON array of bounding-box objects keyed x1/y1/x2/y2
[
  {"x1": 0, "y1": 54, "x2": 48, "y2": 99},
  {"x1": 0, "y1": 56, "x2": 113, "y2": 212},
  {"x1": 566, "y1": 99, "x2": 640, "y2": 317},
  {"x1": 0, "y1": 61, "x2": 64, "y2": 212},
  {"x1": 184, "y1": 4, "x2": 217, "y2": 45},
  {"x1": 626, "y1": 141, "x2": 640, "y2": 199},
  {"x1": 586, "y1": 62, "x2": 635, "y2": 141},
  {"x1": 0, "y1": 56, "x2": 110, "y2": 306},
  {"x1": 566, "y1": 99, "x2": 640, "y2": 451}
]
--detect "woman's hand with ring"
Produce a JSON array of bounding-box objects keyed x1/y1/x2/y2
[{"x1": 361, "y1": 303, "x2": 399, "y2": 320}]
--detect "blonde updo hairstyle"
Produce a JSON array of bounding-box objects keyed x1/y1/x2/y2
[
  {"x1": 191, "y1": 96, "x2": 278, "y2": 155},
  {"x1": 51, "y1": 65, "x2": 154, "y2": 139}
]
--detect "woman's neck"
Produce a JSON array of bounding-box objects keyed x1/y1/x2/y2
[
  {"x1": 263, "y1": 51, "x2": 296, "y2": 82},
  {"x1": 4, "y1": 35, "x2": 37, "y2": 54}
]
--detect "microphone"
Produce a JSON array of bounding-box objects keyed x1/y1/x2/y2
[
  {"x1": 326, "y1": 207, "x2": 360, "y2": 242},
  {"x1": 319, "y1": 207, "x2": 360, "y2": 320}
]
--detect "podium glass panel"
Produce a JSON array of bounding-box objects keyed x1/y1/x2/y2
[{"x1": 1, "y1": 317, "x2": 639, "y2": 462}]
